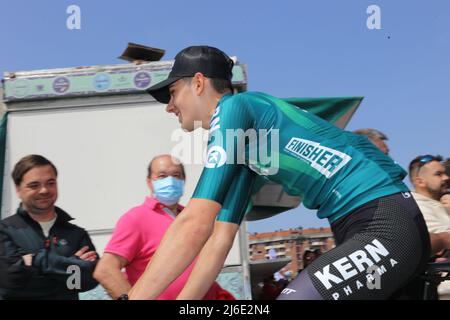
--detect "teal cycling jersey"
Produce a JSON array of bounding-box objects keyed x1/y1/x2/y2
[{"x1": 192, "y1": 92, "x2": 409, "y2": 224}]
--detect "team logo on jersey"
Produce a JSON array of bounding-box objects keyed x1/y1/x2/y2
[
  {"x1": 284, "y1": 138, "x2": 352, "y2": 178},
  {"x1": 402, "y1": 192, "x2": 411, "y2": 199},
  {"x1": 205, "y1": 146, "x2": 227, "y2": 168}
]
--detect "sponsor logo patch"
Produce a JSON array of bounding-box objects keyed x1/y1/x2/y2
[{"x1": 284, "y1": 138, "x2": 352, "y2": 178}]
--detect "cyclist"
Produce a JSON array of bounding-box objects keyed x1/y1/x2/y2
[{"x1": 128, "y1": 46, "x2": 430, "y2": 300}]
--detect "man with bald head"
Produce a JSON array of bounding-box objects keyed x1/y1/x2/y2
[
  {"x1": 94, "y1": 155, "x2": 219, "y2": 300},
  {"x1": 410, "y1": 155, "x2": 450, "y2": 253},
  {"x1": 409, "y1": 155, "x2": 450, "y2": 299},
  {"x1": 441, "y1": 158, "x2": 450, "y2": 213}
]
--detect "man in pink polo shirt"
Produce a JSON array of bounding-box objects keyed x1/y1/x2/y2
[{"x1": 93, "y1": 155, "x2": 221, "y2": 300}]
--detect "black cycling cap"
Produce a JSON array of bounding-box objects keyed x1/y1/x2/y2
[{"x1": 147, "y1": 45, "x2": 234, "y2": 104}]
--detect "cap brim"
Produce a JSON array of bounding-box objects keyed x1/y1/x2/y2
[{"x1": 147, "y1": 77, "x2": 181, "y2": 104}]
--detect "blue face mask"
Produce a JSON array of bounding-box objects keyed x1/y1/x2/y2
[{"x1": 152, "y1": 176, "x2": 185, "y2": 206}]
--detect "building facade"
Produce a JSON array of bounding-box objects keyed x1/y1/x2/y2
[{"x1": 248, "y1": 228, "x2": 335, "y2": 278}]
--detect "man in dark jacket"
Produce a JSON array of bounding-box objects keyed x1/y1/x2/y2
[{"x1": 0, "y1": 154, "x2": 98, "y2": 300}]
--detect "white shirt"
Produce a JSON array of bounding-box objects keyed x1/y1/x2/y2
[
  {"x1": 412, "y1": 192, "x2": 450, "y2": 299},
  {"x1": 412, "y1": 192, "x2": 450, "y2": 233},
  {"x1": 38, "y1": 215, "x2": 57, "y2": 237}
]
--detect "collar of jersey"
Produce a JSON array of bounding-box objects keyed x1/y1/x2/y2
[
  {"x1": 211, "y1": 93, "x2": 233, "y2": 122},
  {"x1": 219, "y1": 93, "x2": 233, "y2": 104}
]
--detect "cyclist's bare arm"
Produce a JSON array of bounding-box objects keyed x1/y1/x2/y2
[
  {"x1": 94, "y1": 253, "x2": 130, "y2": 299},
  {"x1": 128, "y1": 198, "x2": 221, "y2": 300},
  {"x1": 177, "y1": 221, "x2": 239, "y2": 300}
]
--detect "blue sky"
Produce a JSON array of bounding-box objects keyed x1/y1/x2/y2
[{"x1": 1, "y1": 0, "x2": 449, "y2": 232}]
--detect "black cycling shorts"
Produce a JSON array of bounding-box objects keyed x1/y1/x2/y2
[{"x1": 277, "y1": 192, "x2": 431, "y2": 300}]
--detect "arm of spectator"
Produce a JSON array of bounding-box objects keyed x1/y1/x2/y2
[
  {"x1": 94, "y1": 253, "x2": 130, "y2": 299},
  {"x1": 0, "y1": 227, "x2": 36, "y2": 289},
  {"x1": 32, "y1": 230, "x2": 99, "y2": 292},
  {"x1": 429, "y1": 232, "x2": 450, "y2": 256},
  {"x1": 177, "y1": 220, "x2": 239, "y2": 300},
  {"x1": 74, "y1": 245, "x2": 97, "y2": 261},
  {"x1": 441, "y1": 194, "x2": 450, "y2": 213},
  {"x1": 73, "y1": 229, "x2": 99, "y2": 291}
]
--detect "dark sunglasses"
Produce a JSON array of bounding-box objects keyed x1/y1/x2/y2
[
  {"x1": 418, "y1": 155, "x2": 435, "y2": 164},
  {"x1": 415, "y1": 155, "x2": 438, "y2": 173}
]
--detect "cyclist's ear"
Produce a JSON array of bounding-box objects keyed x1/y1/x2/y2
[{"x1": 192, "y1": 72, "x2": 207, "y2": 97}]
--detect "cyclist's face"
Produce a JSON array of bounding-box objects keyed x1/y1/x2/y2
[
  {"x1": 166, "y1": 78, "x2": 203, "y2": 132},
  {"x1": 16, "y1": 165, "x2": 58, "y2": 215}
]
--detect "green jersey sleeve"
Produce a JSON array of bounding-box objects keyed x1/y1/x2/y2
[
  {"x1": 216, "y1": 166, "x2": 256, "y2": 224},
  {"x1": 192, "y1": 94, "x2": 254, "y2": 206}
]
